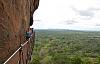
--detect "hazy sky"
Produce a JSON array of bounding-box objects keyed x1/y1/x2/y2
[{"x1": 31, "y1": 0, "x2": 100, "y2": 31}]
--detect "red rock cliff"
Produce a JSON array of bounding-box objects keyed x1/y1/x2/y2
[{"x1": 0, "y1": 0, "x2": 39, "y2": 63}]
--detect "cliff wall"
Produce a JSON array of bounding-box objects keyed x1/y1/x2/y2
[{"x1": 0, "y1": 0, "x2": 39, "y2": 63}]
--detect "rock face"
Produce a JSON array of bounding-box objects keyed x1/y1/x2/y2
[{"x1": 0, "y1": 0, "x2": 39, "y2": 63}]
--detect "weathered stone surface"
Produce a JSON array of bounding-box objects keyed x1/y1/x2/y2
[{"x1": 0, "y1": 0, "x2": 39, "y2": 63}]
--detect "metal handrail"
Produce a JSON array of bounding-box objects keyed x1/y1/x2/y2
[
  {"x1": 4, "y1": 47, "x2": 21, "y2": 64},
  {"x1": 3, "y1": 33, "x2": 34, "y2": 64}
]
